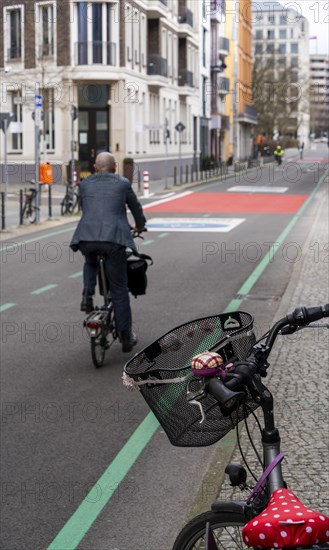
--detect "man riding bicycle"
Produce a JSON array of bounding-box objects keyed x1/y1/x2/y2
[{"x1": 70, "y1": 152, "x2": 146, "y2": 352}]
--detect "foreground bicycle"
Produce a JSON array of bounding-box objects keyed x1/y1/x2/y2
[
  {"x1": 84, "y1": 234, "x2": 153, "y2": 368},
  {"x1": 21, "y1": 182, "x2": 39, "y2": 224},
  {"x1": 124, "y1": 304, "x2": 329, "y2": 549}
]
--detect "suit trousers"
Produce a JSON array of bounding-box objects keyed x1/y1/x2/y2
[{"x1": 79, "y1": 241, "x2": 131, "y2": 333}]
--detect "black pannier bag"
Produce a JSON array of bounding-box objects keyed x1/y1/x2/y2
[
  {"x1": 98, "y1": 251, "x2": 153, "y2": 298},
  {"x1": 127, "y1": 252, "x2": 153, "y2": 298}
]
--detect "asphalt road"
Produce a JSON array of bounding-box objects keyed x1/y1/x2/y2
[{"x1": 1, "y1": 146, "x2": 328, "y2": 550}]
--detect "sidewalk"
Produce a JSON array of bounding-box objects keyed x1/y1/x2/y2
[{"x1": 187, "y1": 171, "x2": 329, "y2": 521}]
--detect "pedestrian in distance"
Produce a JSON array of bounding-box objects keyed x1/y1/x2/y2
[
  {"x1": 299, "y1": 142, "x2": 304, "y2": 160},
  {"x1": 70, "y1": 152, "x2": 147, "y2": 352}
]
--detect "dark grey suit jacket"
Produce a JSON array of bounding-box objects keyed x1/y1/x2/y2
[{"x1": 70, "y1": 173, "x2": 146, "y2": 251}]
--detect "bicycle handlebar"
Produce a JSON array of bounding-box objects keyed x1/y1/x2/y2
[{"x1": 208, "y1": 304, "x2": 329, "y2": 411}]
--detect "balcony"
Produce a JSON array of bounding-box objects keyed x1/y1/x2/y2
[
  {"x1": 238, "y1": 104, "x2": 258, "y2": 124},
  {"x1": 178, "y1": 7, "x2": 193, "y2": 27},
  {"x1": 178, "y1": 69, "x2": 193, "y2": 87},
  {"x1": 145, "y1": 0, "x2": 168, "y2": 18},
  {"x1": 218, "y1": 37, "x2": 229, "y2": 56},
  {"x1": 217, "y1": 76, "x2": 230, "y2": 95},
  {"x1": 75, "y1": 41, "x2": 116, "y2": 65},
  {"x1": 147, "y1": 54, "x2": 167, "y2": 77}
]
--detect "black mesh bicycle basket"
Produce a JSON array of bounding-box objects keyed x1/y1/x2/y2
[{"x1": 124, "y1": 311, "x2": 259, "y2": 447}]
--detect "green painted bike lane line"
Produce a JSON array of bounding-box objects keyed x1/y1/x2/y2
[
  {"x1": 31, "y1": 284, "x2": 58, "y2": 295},
  {"x1": 45, "y1": 166, "x2": 327, "y2": 549},
  {"x1": 0, "y1": 225, "x2": 77, "y2": 255},
  {"x1": 0, "y1": 303, "x2": 16, "y2": 312}
]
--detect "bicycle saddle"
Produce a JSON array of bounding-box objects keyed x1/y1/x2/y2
[{"x1": 242, "y1": 488, "x2": 329, "y2": 548}]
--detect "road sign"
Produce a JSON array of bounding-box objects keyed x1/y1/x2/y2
[
  {"x1": 146, "y1": 217, "x2": 245, "y2": 232},
  {"x1": 175, "y1": 122, "x2": 185, "y2": 133},
  {"x1": 35, "y1": 95, "x2": 42, "y2": 107},
  {"x1": 0, "y1": 112, "x2": 14, "y2": 132}
]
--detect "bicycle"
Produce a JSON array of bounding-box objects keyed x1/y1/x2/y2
[
  {"x1": 123, "y1": 304, "x2": 329, "y2": 549},
  {"x1": 60, "y1": 183, "x2": 80, "y2": 215},
  {"x1": 21, "y1": 182, "x2": 40, "y2": 224},
  {"x1": 84, "y1": 233, "x2": 153, "y2": 368}
]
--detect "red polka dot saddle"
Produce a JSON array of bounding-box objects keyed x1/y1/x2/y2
[{"x1": 242, "y1": 488, "x2": 329, "y2": 548}]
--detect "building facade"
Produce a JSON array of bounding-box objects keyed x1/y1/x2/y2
[
  {"x1": 252, "y1": 0, "x2": 310, "y2": 145},
  {"x1": 309, "y1": 54, "x2": 329, "y2": 140},
  {"x1": 0, "y1": 0, "x2": 235, "y2": 182}
]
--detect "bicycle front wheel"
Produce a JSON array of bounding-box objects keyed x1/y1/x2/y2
[{"x1": 172, "y1": 511, "x2": 246, "y2": 550}]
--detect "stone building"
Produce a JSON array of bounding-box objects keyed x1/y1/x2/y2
[
  {"x1": 0, "y1": 0, "x2": 237, "y2": 183},
  {"x1": 309, "y1": 54, "x2": 329, "y2": 140}
]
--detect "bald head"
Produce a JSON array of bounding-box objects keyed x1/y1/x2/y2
[{"x1": 94, "y1": 152, "x2": 116, "y2": 173}]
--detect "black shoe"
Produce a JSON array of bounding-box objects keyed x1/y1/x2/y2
[
  {"x1": 120, "y1": 330, "x2": 138, "y2": 353},
  {"x1": 81, "y1": 290, "x2": 94, "y2": 313}
]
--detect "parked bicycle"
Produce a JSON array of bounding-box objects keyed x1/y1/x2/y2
[
  {"x1": 84, "y1": 232, "x2": 153, "y2": 368},
  {"x1": 61, "y1": 183, "x2": 80, "y2": 215},
  {"x1": 124, "y1": 304, "x2": 329, "y2": 549},
  {"x1": 21, "y1": 182, "x2": 39, "y2": 224}
]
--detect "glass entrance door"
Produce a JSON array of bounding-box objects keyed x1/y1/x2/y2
[
  {"x1": 78, "y1": 84, "x2": 109, "y2": 175},
  {"x1": 79, "y1": 110, "x2": 109, "y2": 174}
]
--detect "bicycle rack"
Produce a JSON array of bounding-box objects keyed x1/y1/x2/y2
[{"x1": 84, "y1": 310, "x2": 110, "y2": 337}]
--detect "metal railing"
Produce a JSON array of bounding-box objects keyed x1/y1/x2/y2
[
  {"x1": 178, "y1": 69, "x2": 194, "y2": 87},
  {"x1": 178, "y1": 8, "x2": 193, "y2": 27},
  {"x1": 218, "y1": 36, "x2": 230, "y2": 55},
  {"x1": 147, "y1": 54, "x2": 168, "y2": 77},
  {"x1": 217, "y1": 76, "x2": 230, "y2": 94},
  {"x1": 7, "y1": 46, "x2": 21, "y2": 60},
  {"x1": 75, "y1": 41, "x2": 116, "y2": 65}
]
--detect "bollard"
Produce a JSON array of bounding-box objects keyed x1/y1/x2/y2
[
  {"x1": 185, "y1": 165, "x2": 188, "y2": 184},
  {"x1": 174, "y1": 167, "x2": 177, "y2": 186},
  {"x1": 180, "y1": 166, "x2": 183, "y2": 185},
  {"x1": 1, "y1": 192, "x2": 5, "y2": 230},
  {"x1": 19, "y1": 189, "x2": 24, "y2": 225},
  {"x1": 48, "y1": 185, "x2": 52, "y2": 218},
  {"x1": 143, "y1": 171, "x2": 149, "y2": 198}
]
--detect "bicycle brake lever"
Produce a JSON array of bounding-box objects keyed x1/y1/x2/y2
[
  {"x1": 188, "y1": 399, "x2": 206, "y2": 424},
  {"x1": 187, "y1": 382, "x2": 206, "y2": 424}
]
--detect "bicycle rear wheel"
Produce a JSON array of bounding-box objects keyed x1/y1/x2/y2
[
  {"x1": 91, "y1": 332, "x2": 108, "y2": 368},
  {"x1": 172, "y1": 511, "x2": 246, "y2": 550}
]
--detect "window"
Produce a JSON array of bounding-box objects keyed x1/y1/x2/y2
[
  {"x1": 76, "y1": 2, "x2": 115, "y2": 65},
  {"x1": 291, "y1": 43, "x2": 298, "y2": 54},
  {"x1": 38, "y1": 3, "x2": 55, "y2": 58},
  {"x1": 255, "y1": 44, "x2": 263, "y2": 55},
  {"x1": 279, "y1": 29, "x2": 286, "y2": 39},
  {"x1": 291, "y1": 57, "x2": 298, "y2": 68},
  {"x1": 255, "y1": 30, "x2": 263, "y2": 40},
  {"x1": 267, "y1": 30, "x2": 275, "y2": 39},
  {"x1": 6, "y1": 7, "x2": 22, "y2": 60},
  {"x1": 278, "y1": 43, "x2": 286, "y2": 54},
  {"x1": 10, "y1": 93, "x2": 23, "y2": 151},
  {"x1": 280, "y1": 15, "x2": 286, "y2": 25},
  {"x1": 43, "y1": 88, "x2": 55, "y2": 150},
  {"x1": 268, "y1": 15, "x2": 275, "y2": 24},
  {"x1": 266, "y1": 43, "x2": 275, "y2": 54}
]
